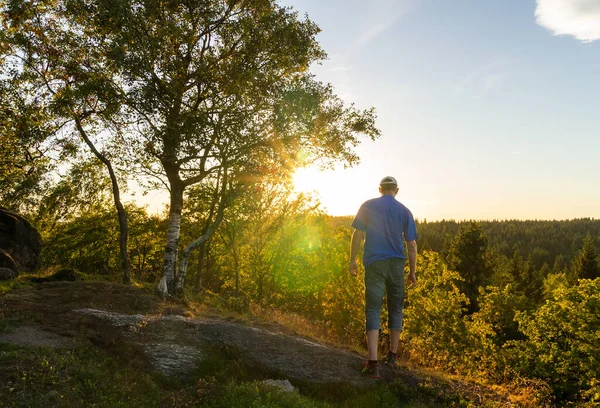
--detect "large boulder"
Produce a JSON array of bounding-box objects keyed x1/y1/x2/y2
[
  {"x1": 0, "y1": 208, "x2": 42, "y2": 273},
  {"x1": 0, "y1": 248, "x2": 18, "y2": 272},
  {"x1": 0, "y1": 267, "x2": 17, "y2": 280}
]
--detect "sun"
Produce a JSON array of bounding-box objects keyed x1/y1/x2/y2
[
  {"x1": 292, "y1": 166, "x2": 367, "y2": 216},
  {"x1": 292, "y1": 167, "x2": 321, "y2": 195}
]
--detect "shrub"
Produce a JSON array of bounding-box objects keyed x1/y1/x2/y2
[
  {"x1": 401, "y1": 251, "x2": 469, "y2": 371},
  {"x1": 512, "y1": 278, "x2": 600, "y2": 403}
]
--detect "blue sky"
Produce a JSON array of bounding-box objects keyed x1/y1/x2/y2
[{"x1": 287, "y1": 0, "x2": 600, "y2": 220}]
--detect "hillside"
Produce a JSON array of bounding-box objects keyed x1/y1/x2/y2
[{"x1": 0, "y1": 280, "x2": 521, "y2": 407}]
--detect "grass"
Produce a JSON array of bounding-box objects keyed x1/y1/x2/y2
[
  {"x1": 0, "y1": 340, "x2": 479, "y2": 408},
  {"x1": 0, "y1": 275, "x2": 33, "y2": 295},
  {"x1": 0, "y1": 343, "x2": 163, "y2": 407}
]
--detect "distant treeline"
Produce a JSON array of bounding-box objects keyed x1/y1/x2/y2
[{"x1": 415, "y1": 218, "x2": 600, "y2": 269}]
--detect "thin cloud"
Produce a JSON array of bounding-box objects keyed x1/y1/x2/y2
[
  {"x1": 536, "y1": 0, "x2": 600, "y2": 42},
  {"x1": 328, "y1": 65, "x2": 351, "y2": 72},
  {"x1": 481, "y1": 74, "x2": 504, "y2": 94},
  {"x1": 356, "y1": 15, "x2": 403, "y2": 46},
  {"x1": 355, "y1": 0, "x2": 417, "y2": 47},
  {"x1": 459, "y1": 60, "x2": 514, "y2": 98}
]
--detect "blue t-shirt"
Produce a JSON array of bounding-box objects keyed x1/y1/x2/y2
[{"x1": 351, "y1": 195, "x2": 418, "y2": 267}]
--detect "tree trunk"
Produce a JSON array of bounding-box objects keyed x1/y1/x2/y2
[
  {"x1": 158, "y1": 181, "x2": 184, "y2": 296},
  {"x1": 115, "y1": 200, "x2": 131, "y2": 284},
  {"x1": 176, "y1": 167, "x2": 230, "y2": 294},
  {"x1": 74, "y1": 117, "x2": 131, "y2": 284},
  {"x1": 175, "y1": 209, "x2": 225, "y2": 294},
  {"x1": 233, "y1": 250, "x2": 240, "y2": 298},
  {"x1": 195, "y1": 242, "x2": 206, "y2": 289}
]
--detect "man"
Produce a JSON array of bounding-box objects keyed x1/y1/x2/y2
[{"x1": 349, "y1": 176, "x2": 418, "y2": 378}]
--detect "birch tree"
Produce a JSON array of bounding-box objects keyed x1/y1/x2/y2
[{"x1": 3, "y1": 0, "x2": 380, "y2": 296}]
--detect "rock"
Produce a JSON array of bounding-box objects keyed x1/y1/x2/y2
[
  {"x1": 74, "y1": 308, "x2": 146, "y2": 327},
  {"x1": 143, "y1": 342, "x2": 204, "y2": 377},
  {"x1": 0, "y1": 326, "x2": 73, "y2": 348},
  {"x1": 72, "y1": 308, "x2": 378, "y2": 387},
  {"x1": 0, "y1": 266, "x2": 16, "y2": 280},
  {"x1": 0, "y1": 249, "x2": 18, "y2": 273},
  {"x1": 0, "y1": 208, "x2": 42, "y2": 272},
  {"x1": 264, "y1": 379, "x2": 297, "y2": 393}
]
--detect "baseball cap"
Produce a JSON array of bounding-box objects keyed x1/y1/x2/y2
[{"x1": 379, "y1": 176, "x2": 398, "y2": 186}]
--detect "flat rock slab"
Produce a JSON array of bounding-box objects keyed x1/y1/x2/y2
[
  {"x1": 72, "y1": 308, "x2": 380, "y2": 386},
  {"x1": 143, "y1": 342, "x2": 205, "y2": 377},
  {"x1": 0, "y1": 326, "x2": 73, "y2": 348}
]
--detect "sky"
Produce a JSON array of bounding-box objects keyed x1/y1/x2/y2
[{"x1": 285, "y1": 0, "x2": 600, "y2": 220}]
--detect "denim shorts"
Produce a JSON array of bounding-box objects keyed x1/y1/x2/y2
[{"x1": 364, "y1": 258, "x2": 405, "y2": 331}]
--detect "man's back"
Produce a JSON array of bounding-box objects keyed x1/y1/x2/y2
[{"x1": 352, "y1": 195, "x2": 417, "y2": 267}]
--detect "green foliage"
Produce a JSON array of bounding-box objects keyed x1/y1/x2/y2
[
  {"x1": 42, "y1": 208, "x2": 119, "y2": 274},
  {"x1": 0, "y1": 276, "x2": 33, "y2": 295},
  {"x1": 127, "y1": 206, "x2": 166, "y2": 283},
  {"x1": 513, "y1": 278, "x2": 600, "y2": 403},
  {"x1": 571, "y1": 234, "x2": 600, "y2": 282},
  {"x1": 418, "y1": 218, "x2": 600, "y2": 271},
  {"x1": 0, "y1": 62, "x2": 56, "y2": 212},
  {"x1": 541, "y1": 271, "x2": 568, "y2": 301},
  {"x1": 446, "y1": 222, "x2": 492, "y2": 313},
  {"x1": 34, "y1": 157, "x2": 113, "y2": 231},
  {"x1": 320, "y1": 259, "x2": 365, "y2": 346},
  {"x1": 401, "y1": 251, "x2": 469, "y2": 371},
  {"x1": 41, "y1": 205, "x2": 164, "y2": 279},
  {"x1": 2, "y1": 0, "x2": 380, "y2": 296},
  {"x1": 492, "y1": 252, "x2": 544, "y2": 308},
  {"x1": 464, "y1": 284, "x2": 524, "y2": 381}
]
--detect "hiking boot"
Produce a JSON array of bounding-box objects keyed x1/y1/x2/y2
[
  {"x1": 361, "y1": 360, "x2": 381, "y2": 379},
  {"x1": 386, "y1": 351, "x2": 397, "y2": 368}
]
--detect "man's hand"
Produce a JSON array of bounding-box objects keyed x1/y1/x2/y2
[
  {"x1": 407, "y1": 271, "x2": 417, "y2": 287},
  {"x1": 349, "y1": 259, "x2": 358, "y2": 276}
]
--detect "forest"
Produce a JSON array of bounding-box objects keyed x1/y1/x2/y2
[{"x1": 1, "y1": 0, "x2": 599, "y2": 406}]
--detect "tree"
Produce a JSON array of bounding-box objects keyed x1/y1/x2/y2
[
  {"x1": 571, "y1": 234, "x2": 600, "y2": 282},
  {"x1": 107, "y1": 0, "x2": 379, "y2": 297},
  {"x1": 31, "y1": 0, "x2": 378, "y2": 296},
  {"x1": 446, "y1": 222, "x2": 492, "y2": 313},
  {"x1": 1, "y1": 0, "x2": 133, "y2": 283},
  {"x1": 0, "y1": 77, "x2": 57, "y2": 212},
  {"x1": 34, "y1": 157, "x2": 113, "y2": 233},
  {"x1": 2, "y1": 1, "x2": 379, "y2": 294}
]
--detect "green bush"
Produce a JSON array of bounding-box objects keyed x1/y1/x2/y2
[
  {"x1": 401, "y1": 251, "x2": 469, "y2": 371},
  {"x1": 465, "y1": 284, "x2": 526, "y2": 381},
  {"x1": 512, "y1": 278, "x2": 600, "y2": 403}
]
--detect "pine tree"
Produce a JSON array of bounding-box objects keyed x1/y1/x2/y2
[
  {"x1": 446, "y1": 222, "x2": 491, "y2": 313},
  {"x1": 572, "y1": 234, "x2": 600, "y2": 281}
]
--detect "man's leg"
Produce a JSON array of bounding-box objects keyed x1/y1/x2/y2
[
  {"x1": 364, "y1": 261, "x2": 386, "y2": 361},
  {"x1": 387, "y1": 259, "x2": 405, "y2": 356},
  {"x1": 367, "y1": 329, "x2": 379, "y2": 360},
  {"x1": 390, "y1": 329, "x2": 401, "y2": 354}
]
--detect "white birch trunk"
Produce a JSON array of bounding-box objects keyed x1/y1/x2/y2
[
  {"x1": 174, "y1": 210, "x2": 225, "y2": 293},
  {"x1": 159, "y1": 206, "x2": 182, "y2": 296}
]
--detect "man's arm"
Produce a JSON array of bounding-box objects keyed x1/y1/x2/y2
[
  {"x1": 406, "y1": 240, "x2": 417, "y2": 285},
  {"x1": 349, "y1": 229, "x2": 364, "y2": 276}
]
